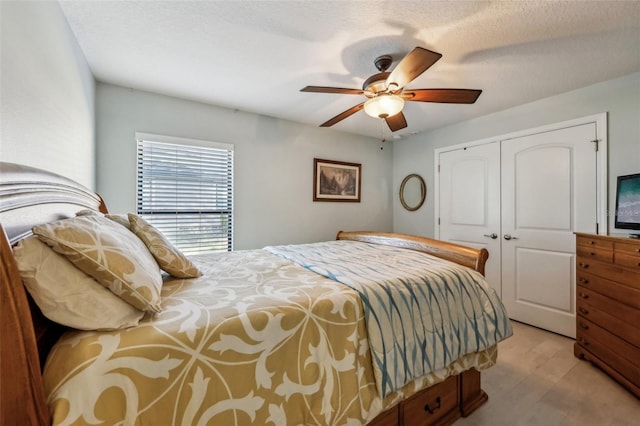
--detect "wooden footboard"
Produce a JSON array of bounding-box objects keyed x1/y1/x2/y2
[{"x1": 336, "y1": 230, "x2": 489, "y2": 276}]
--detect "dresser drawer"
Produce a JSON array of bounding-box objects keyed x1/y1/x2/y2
[
  {"x1": 577, "y1": 287, "x2": 640, "y2": 326},
  {"x1": 400, "y1": 375, "x2": 458, "y2": 426},
  {"x1": 577, "y1": 317, "x2": 640, "y2": 371},
  {"x1": 577, "y1": 271, "x2": 640, "y2": 309},
  {"x1": 615, "y1": 253, "x2": 640, "y2": 271},
  {"x1": 577, "y1": 298, "x2": 640, "y2": 348},
  {"x1": 576, "y1": 236, "x2": 614, "y2": 250},
  {"x1": 615, "y1": 241, "x2": 640, "y2": 256},
  {"x1": 576, "y1": 257, "x2": 640, "y2": 290},
  {"x1": 576, "y1": 246, "x2": 613, "y2": 263}
]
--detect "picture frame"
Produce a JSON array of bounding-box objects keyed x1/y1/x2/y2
[{"x1": 313, "y1": 158, "x2": 361, "y2": 202}]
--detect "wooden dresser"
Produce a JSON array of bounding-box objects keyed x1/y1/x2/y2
[{"x1": 574, "y1": 233, "x2": 640, "y2": 397}]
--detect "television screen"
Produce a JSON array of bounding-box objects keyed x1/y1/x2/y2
[{"x1": 615, "y1": 173, "x2": 640, "y2": 233}]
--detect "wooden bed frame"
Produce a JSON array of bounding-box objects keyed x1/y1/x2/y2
[{"x1": 0, "y1": 162, "x2": 491, "y2": 426}]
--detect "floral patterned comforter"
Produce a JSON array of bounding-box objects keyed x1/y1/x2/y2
[
  {"x1": 44, "y1": 248, "x2": 499, "y2": 426},
  {"x1": 267, "y1": 241, "x2": 512, "y2": 397}
]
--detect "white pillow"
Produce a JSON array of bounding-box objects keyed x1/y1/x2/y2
[{"x1": 13, "y1": 236, "x2": 145, "y2": 330}]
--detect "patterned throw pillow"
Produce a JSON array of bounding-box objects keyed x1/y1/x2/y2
[
  {"x1": 76, "y1": 209, "x2": 131, "y2": 229},
  {"x1": 128, "y1": 213, "x2": 202, "y2": 278},
  {"x1": 13, "y1": 236, "x2": 144, "y2": 330},
  {"x1": 33, "y1": 215, "x2": 163, "y2": 312},
  {"x1": 75, "y1": 209, "x2": 99, "y2": 217},
  {"x1": 105, "y1": 213, "x2": 131, "y2": 229}
]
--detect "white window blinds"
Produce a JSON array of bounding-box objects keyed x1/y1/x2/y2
[{"x1": 136, "y1": 133, "x2": 234, "y2": 255}]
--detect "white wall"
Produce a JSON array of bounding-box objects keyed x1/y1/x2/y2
[
  {"x1": 0, "y1": 1, "x2": 95, "y2": 187},
  {"x1": 96, "y1": 83, "x2": 393, "y2": 250},
  {"x1": 393, "y1": 72, "x2": 640, "y2": 237}
]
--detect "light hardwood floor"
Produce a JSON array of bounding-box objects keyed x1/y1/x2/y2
[{"x1": 457, "y1": 321, "x2": 640, "y2": 426}]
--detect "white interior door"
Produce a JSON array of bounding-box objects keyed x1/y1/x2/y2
[
  {"x1": 501, "y1": 123, "x2": 597, "y2": 338},
  {"x1": 439, "y1": 142, "x2": 501, "y2": 295}
]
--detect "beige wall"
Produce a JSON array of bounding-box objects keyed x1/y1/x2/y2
[{"x1": 96, "y1": 83, "x2": 393, "y2": 250}]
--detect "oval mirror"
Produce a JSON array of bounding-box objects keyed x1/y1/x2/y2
[{"x1": 399, "y1": 174, "x2": 426, "y2": 211}]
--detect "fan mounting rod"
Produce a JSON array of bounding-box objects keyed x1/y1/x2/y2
[
  {"x1": 374, "y1": 55, "x2": 393, "y2": 72},
  {"x1": 363, "y1": 55, "x2": 397, "y2": 95}
]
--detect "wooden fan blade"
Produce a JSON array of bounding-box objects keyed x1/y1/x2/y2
[
  {"x1": 320, "y1": 103, "x2": 365, "y2": 127},
  {"x1": 301, "y1": 86, "x2": 364, "y2": 95},
  {"x1": 385, "y1": 112, "x2": 408, "y2": 132},
  {"x1": 403, "y1": 89, "x2": 482, "y2": 104},
  {"x1": 386, "y1": 47, "x2": 442, "y2": 90}
]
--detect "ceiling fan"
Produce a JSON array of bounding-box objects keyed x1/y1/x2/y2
[{"x1": 301, "y1": 47, "x2": 482, "y2": 132}]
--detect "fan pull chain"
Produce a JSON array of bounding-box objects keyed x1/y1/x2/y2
[{"x1": 380, "y1": 119, "x2": 386, "y2": 150}]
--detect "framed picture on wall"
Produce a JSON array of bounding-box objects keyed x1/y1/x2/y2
[{"x1": 313, "y1": 158, "x2": 361, "y2": 202}]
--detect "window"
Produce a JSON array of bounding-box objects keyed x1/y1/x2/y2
[{"x1": 136, "y1": 133, "x2": 233, "y2": 255}]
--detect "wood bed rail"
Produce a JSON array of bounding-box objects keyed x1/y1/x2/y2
[{"x1": 336, "y1": 231, "x2": 489, "y2": 276}]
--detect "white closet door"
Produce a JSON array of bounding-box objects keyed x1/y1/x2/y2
[
  {"x1": 501, "y1": 123, "x2": 597, "y2": 337},
  {"x1": 439, "y1": 142, "x2": 502, "y2": 295}
]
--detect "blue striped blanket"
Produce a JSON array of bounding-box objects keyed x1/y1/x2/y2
[{"x1": 265, "y1": 240, "x2": 512, "y2": 397}]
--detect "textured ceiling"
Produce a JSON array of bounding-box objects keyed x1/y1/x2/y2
[{"x1": 59, "y1": 0, "x2": 640, "y2": 139}]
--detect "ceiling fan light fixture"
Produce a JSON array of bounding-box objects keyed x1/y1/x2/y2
[
  {"x1": 303, "y1": 46, "x2": 480, "y2": 130},
  {"x1": 364, "y1": 94, "x2": 405, "y2": 119}
]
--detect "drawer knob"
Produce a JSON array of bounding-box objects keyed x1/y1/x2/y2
[
  {"x1": 578, "y1": 262, "x2": 589, "y2": 269},
  {"x1": 579, "y1": 292, "x2": 589, "y2": 299},
  {"x1": 578, "y1": 277, "x2": 589, "y2": 284},
  {"x1": 589, "y1": 252, "x2": 597, "y2": 256},
  {"x1": 579, "y1": 322, "x2": 589, "y2": 330},
  {"x1": 579, "y1": 338, "x2": 590, "y2": 347},
  {"x1": 424, "y1": 396, "x2": 442, "y2": 415},
  {"x1": 589, "y1": 241, "x2": 595, "y2": 245},
  {"x1": 578, "y1": 307, "x2": 589, "y2": 315}
]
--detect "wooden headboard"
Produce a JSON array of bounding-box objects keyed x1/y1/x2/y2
[{"x1": 0, "y1": 162, "x2": 106, "y2": 426}]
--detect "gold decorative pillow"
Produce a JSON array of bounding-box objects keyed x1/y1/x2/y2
[
  {"x1": 76, "y1": 209, "x2": 131, "y2": 229},
  {"x1": 128, "y1": 213, "x2": 202, "y2": 278},
  {"x1": 33, "y1": 215, "x2": 163, "y2": 312},
  {"x1": 13, "y1": 236, "x2": 144, "y2": 330},
  {"x1": 106, "y1": 213, "x2": 131, "y2": 229},
  {"x1": 75, "y1": 209, "x2": 100, "y2": 217}
]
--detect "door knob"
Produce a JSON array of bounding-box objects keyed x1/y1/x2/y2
[
  {"x1": 504, "y1": 234, "x2": 519, "y2": 240},
  {"x1": 483, "y1": 233, "x2": 498, "y2": 239}
]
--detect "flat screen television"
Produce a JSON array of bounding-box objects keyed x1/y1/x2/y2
[{"x1": 614, "y1": 173, "x2": 640, "y2": 238}]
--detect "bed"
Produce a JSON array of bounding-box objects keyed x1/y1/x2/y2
[{"x1": 0, "y1": 162, "x2": 511, "y2": 426}]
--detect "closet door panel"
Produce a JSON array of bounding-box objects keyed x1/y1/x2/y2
[
  {"x1": 439, "y1": 142, "x2": 501, "y2": 296},
  {"x1": 501, "y1": 123, "x2": 597, "y2": 338}
]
